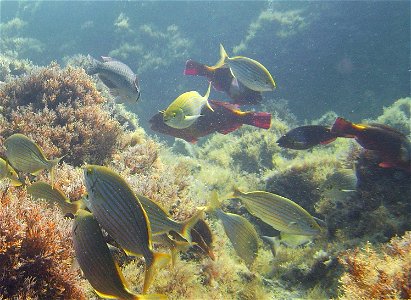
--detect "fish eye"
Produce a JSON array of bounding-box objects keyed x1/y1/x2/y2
[{"x1": 173, "y1": 113, "x2": 176, "y2": 118}]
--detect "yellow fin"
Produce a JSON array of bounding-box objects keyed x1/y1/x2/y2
[
  {"x1": 203, "y1": 82, "x2": 214, "y2": 112},
  {"x1": 207, "y1": 191, "x2": 221, "y2": 212},
  {"x1": 211, "y1": 43, "x2": 228, "y2": 69},
  {"x1": 143, "y1": 252, "x2": 171, "y2": 293},
  {"x1": 178, "y1": 209, "x2": 204, "y2": 243}
]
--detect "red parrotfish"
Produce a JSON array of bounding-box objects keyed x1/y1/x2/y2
[
  {"x1": 331, "y1": 117, "x2": 411, "y2": 171},
  {"x1": 150, "y1": 100, "x2": 271, "y2": 143},
  {"x1": 184, "y1": 59, "x2": 262, "y2": 105}
]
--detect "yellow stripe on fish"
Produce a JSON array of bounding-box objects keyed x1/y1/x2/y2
[
  {"x1": 27, "y1": 181, "x2": 84, "y2": 215},
  {"x1": 4, "y1": 133, "x2": 63, "y2": 186},
  {"x1": 233, "y1": 188, "x2": 321, "y2": 236},
  {"x1": 0, "y1": 158, "x2": 22, "y2": 186},
  {"x1": 208, "y1": 191, "x2": 258, "y2": 267},
  {"x1": 83, "y1": 165, "x2": 170, "y2": 294},
  {"x1": 72, "y1": 209, "x2": 166, "y2": 300},
  {"x1": 163, "y1": 83, "x2": 213, "y2": 129},
  {"x1": 213, "y1": 44, "x2": 276, "y2": 92}
]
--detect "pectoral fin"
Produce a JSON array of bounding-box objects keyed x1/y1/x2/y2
[{"x1": 184, "y1": 115, "x2": 202, "y2": 121}]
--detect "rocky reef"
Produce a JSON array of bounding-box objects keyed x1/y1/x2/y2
[{"x1": 0, "y1": 56, "x2": 409, "y2": 299}]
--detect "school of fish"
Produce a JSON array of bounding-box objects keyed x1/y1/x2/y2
[{"x1": 1, "y1": 42, "x2": 409, "y2": 299}]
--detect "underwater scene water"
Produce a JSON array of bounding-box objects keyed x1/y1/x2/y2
[{"x1": 0, "y1": 1, "x2": 410, "y2": 299}]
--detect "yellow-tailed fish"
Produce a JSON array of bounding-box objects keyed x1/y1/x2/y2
[
  {"x1": 212, "y1": 44, "x2": 276, "y2": 92},
  {"x1": 162, "y1": 82, "x2": 213, "y2": 129},
  {"x1": 72, "y1": 209, "x2": 166, "y2": 300},
  {"x1": 233, "y1": 188, "x2": 321, "y2": 236},
  {"x1": 210, "y1": 191, "x2": 258, "y2": 267},
  {"x1": 137, "y1": 194, "x2": 203, "y2": 243},
  {"x1": 27, "y1": 181, "x2": 84, "y2": 215},
  {"x1": 153, "y1": 233, "x2": 191, "y2": 267},
  {"x1": 0, "y1": 157, "x2": 22, "y2": 186},
  {"x1": 4, "y1": 133, "x2": 63, "y2": 186},
  {"x1": 83, "y1": 165, "x2": 170, "y2": 294}
]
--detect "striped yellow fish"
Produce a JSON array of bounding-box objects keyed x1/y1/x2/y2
[
  {"x1": 27, "y1": 181, "x2": 84, "y2": 215},
  {"x1": 163, "y1": 83, "x2": 213, "y2": 129},
  {"x1": 72, "y1": 209, "x2": 166, "y2": 300},
  {"x1": 212, "y1": 44, "x2": 276, "y2": 92},
  {"x1": 83, "y1": 165, "x2": 170, "y2": 294},
  {"x1": 137, "y1": 194, "x2": 203, "y2": 243},
  {"x1": 0, "y1": 157, "x2": 22, "y2": 186},
  {"x1": 4, "y1": 133, "x2": 63, "y2": 186},
  {"x1": 209, "y1": 191, "x2": 258, "y2": 267},
  {"x1": 233, "y1": 188, "x2": 321, "y2": 236}
]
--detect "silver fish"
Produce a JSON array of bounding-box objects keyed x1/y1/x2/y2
[{"x1": 87, "y1": 56, "x2": 140, "y2": 103}]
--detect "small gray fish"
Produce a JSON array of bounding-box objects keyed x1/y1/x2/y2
[
  {"x1": 137, "y1": 193, "x2": 203, "y2": 242},
  {"x1": 4, "y1": 133, "x2": 62, "y2": 185},
  {"x1": 27, "y1": 181, "x2": 84, "y2": 215},
  {"x1": 83, "y1": 165, "x2": 170, "y2": 294},
  {"x1": 72, "y1": 209, "x2": 166, "y2": 300},
  {"x1": 87, "y1": 55, "x2": 140, "y2": 103}
]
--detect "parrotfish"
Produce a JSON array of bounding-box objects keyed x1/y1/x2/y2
[
  {"x1": 184, "y1": 59, "x2": 262, "y2": 105},
  {"x1": 208, "y1": 191, "x2": 259, "y2": 267},
  {"x1": 162, "y1": 83, "x2": 213, "y2": 129},
  {"x1": 331, "y1": 117, "x2": 411, "y2": 171},
  {"x1": 4, "y1": 133, "x2": 63, "y2": 186},
  {"x1": 72, "y1": 209, "x2": 166, "y2": 300},
  {"x1": 212, "y1": 44, "x2": 276, "y2": 92},
  {"x1": 0, "y1": 157, "x2": 22, "y2": 186},
  {"x1": 83, "y1": 165, "x2": 170, "y2": 294},
  {"x1": 27, "y1": 181, "x2": 84, "y2": 215},
  {"x1": 277, "y1": 125, "x2": 337, "y2": 150},
  {"x1": 233, "y1": 188, "x2": 322, "y2": 236},
  {"x1": 151, "y1": 100, "x2": 271, "y2": 143},
  {"x1": 87, "y1": 55, "x2": 141, "y2": 103}
]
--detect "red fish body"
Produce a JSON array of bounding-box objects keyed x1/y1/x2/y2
[
  {"x1": 184, "y1": 60, "x2": 263, "y2": 105},
  {"x1": 332, "y1": 117, "x2": 411, "y2": 171},
  {"x1": 150, "y1": 100, "x2": 271, "y2": 143}
]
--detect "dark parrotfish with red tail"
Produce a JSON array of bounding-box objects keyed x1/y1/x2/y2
[
  {"x1": 277, "y1": 125, "x2": 338, "y2": 150},
  {"x1": 150, "y1": 100, "x2": 271, "y2": 143},
  {"x1": 331, "y1": 117, "x2": 411, "y2": 171},
  {"x1": 184, "y1": 59, "x2": 262, "y2": 105}
]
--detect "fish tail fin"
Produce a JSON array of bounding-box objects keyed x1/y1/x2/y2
[
  {"x1": 331, "y1": 117, "x2": 358, "y2": 137},
  {"x1": 178, "y1": 209, "x2": 205, "y2": 243},
  {"x1": 211, "y1": 44, "x2": 228, "y2": 69},
  {"x1": 184, "y1": 59, "x2": 209, "y2": 76},
  {"x1": 204, "y1": 82, "x2": 214, "y2": 112},
  {"x1": 207, "y1": 190, "x2": 221, "y2": 212},
  {"x1": 143, "y1": 252, "x2": 171, "y2": 293},
  {"x1": 243, "y1": 112, "x2": 271, "y2": 129},
  {"x1": 48, "y1": 155, "x2": 64, "y2": 188},
  {"x1": 232, "y1": 187, "x2": 245, "y2": 198},
  {"x1": 170, "y1": 240, "x2": 191, "y2": 267}
]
